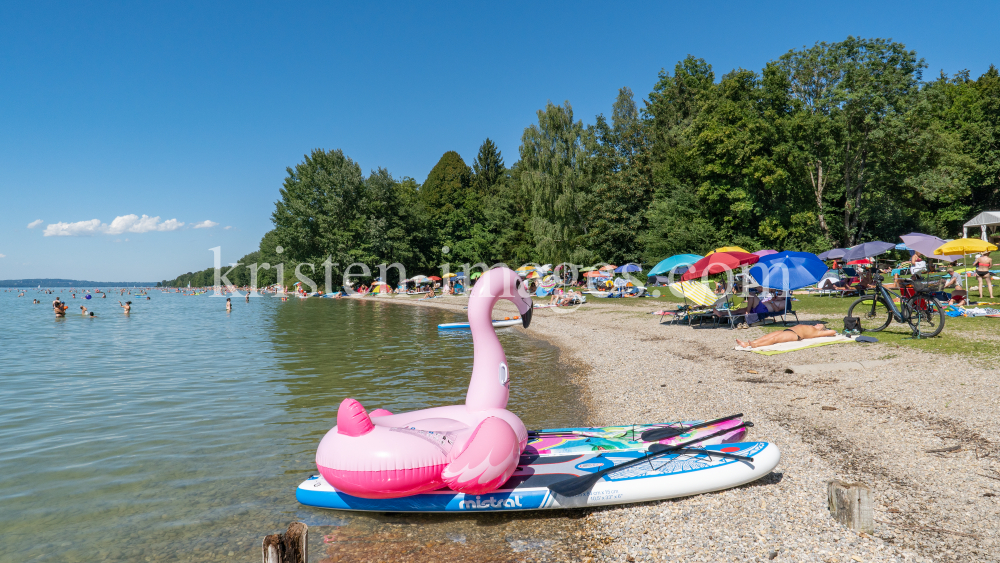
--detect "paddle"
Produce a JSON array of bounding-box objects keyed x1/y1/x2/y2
[
  {"x1": 546, "y1": 422, "x2": 754, "y2": 498},
  {"x1": 647, "y1": 444, "x2": 754, "y2": 462},
  {"x1": 638, "y1": 413, "x2": 743, "y2": 442}
]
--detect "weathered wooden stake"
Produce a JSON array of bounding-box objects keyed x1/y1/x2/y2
[
  {"x1": 262, "y1": 521, "x2": 308, "y2": 563},
  {"x1": 827, "y1": 480, "x2": 873, "y2": 533}
]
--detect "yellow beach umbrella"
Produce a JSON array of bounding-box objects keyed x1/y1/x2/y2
[
  {"x1": 934, "y1": 238, "x2": 998, "y2": 256},
  {"x1": 443, "y1": 273, "x2": 457, "y2": 278},
  {"x1": 706, "y1": 246, "x2": 750, "y2": 256}
]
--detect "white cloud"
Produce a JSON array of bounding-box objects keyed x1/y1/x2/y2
[
  {"x1": 0, "y1": 254, "x2": 6, "y2": 258},
  {"x1": 27, "y1": 219, "x2": 43, "y2": 229},
  {"x1": 44, "y1": 219, "x2": 105, "y2": 237},
  {"x1": 193, "y1": 220, "x2": 219, "y2": 229},
  {"x1": 224, "y1": 226, "x2": 233, "y2": 230},
  {"x1": 42, "y1": 215, "x2": 186, "y2": 237}
]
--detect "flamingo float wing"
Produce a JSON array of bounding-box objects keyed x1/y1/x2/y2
[{"x1": 441, "y1": 417, "x2": 520, "y2": 494}]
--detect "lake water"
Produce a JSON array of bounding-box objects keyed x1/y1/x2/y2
[{"x1": 0, "y1": 290, "x2": 588, "y2": 563}]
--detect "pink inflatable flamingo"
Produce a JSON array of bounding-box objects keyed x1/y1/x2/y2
[{"x1": 315, "y1": 267, "x2": 534, "y2": 499}]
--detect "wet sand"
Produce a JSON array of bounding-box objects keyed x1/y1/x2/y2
[{"x1": 332, "y1": 294, "x2": 999, "y2": 562}]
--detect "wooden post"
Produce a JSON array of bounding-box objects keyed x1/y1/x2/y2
[
  {"x1": 827, "y1": 480, "x2": 873, "y2": 533},
  {"x1": 261, "y1": 522, "x2": 308, "y2": 563}
]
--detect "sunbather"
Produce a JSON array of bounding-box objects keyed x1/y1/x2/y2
[{"x1": 736, "y1": 323, "x2": 837, "y2": 348}]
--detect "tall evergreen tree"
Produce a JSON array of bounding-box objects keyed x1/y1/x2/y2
[{"x1": 472, "y1": 138, "x2": 505, "y2": 192}]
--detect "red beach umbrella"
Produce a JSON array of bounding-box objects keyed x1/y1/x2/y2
[
  {"x1": 428, "y1": 276, "x2": 442, "y2": 281},
  {"x1": 681, "y1": 252, "x2": 760, "y2": 281}
]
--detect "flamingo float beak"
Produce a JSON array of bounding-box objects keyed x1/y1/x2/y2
[{"x1": 521, "y1": 303, "x2": 532, "y2": 328}]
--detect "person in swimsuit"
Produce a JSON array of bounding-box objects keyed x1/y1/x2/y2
[
  {"x1": 53, "y1": 299, "x2": 68, "y2": 316},
  {"x1": 975, "y1": 253, "x2": 994, "y2": 299},
  {"x1": 226, "y1": 298, "x2": 232, "y2": 312},
  {"x1": 714, "y1": 290, "x2": 787, "y2": 318},
  {"x1": 80, "y1": 306, "x2": 88, "y2": 315},
  {"x1": 736, "y1": 323, "x2": 837, "y2": 348},
  {"x1": 119, "y1": 300, "x2": 131, "y2": 314}
]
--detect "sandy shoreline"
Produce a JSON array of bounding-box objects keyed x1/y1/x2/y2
[{"x1": 361, "y1": 294, "x2": 999, "y2": 562}]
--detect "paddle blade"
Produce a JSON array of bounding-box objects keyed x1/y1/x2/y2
[
  {"x1": 546, "y1": 471, "x2": 604, "y2": 498},
  {"x1": 639, "y1": 413, "x2": 744, "y2": 442}
]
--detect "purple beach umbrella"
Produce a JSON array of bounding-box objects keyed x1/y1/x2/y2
[
  {"x1": 817, "y1": 248, "x2": 846, "y2": 260},
  {"x1": 752, "y1": 249, "x2": 778, "y2": 257},
  {"x1": 841, "y1": 241, "x2": 896, "y2": 262},
  {"x1": 899, "y1": 233, "x2": 962, "y2": 262}
]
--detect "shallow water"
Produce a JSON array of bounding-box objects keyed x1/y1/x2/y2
[{"x1": 0, "y1": 290, "x2": 588, "y2": 563}]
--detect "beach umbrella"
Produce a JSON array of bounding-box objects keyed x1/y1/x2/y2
[
  {"x1": 515, "y1": 265, "x2": 535, "y2": 275},
  {"x1": 934, "y1": 238, "x2": 998, "y2": 256},
  {"x1": 443, "y1": 273, "x2": 457, "y2": 278},
  {"x1": 846, "y1": 259, "x2": 871, "y2": 265},
  {"x1": 599, "y1": 264, "x2": 618, "y2": 271},
  {"x1": 681, "y1": 252, "x2": 759, "y2": 281},
  {"x1": 584, "y1": 270, "x2": 609, "y2": 278},
  {"x1": 748, "y1": 251, "x2": 828, "y2": 291},
  {"x1": 752, "y1": 249, "x2": 778, "y2": 257},
  {"x1": 470, "y1": 272, "x2": 482, "y2": 279},
  {"x1": 894, "y1": 243, "x2": 911, "y2": 251},
  {"x1": 648, "y1": 254, "x2": 702, "y2": 276},
  {"x1": 428, "y1": 276, "x2": 442, "y2": 281},
  {"x1": 526, "y1": 271, "x2": 540, "y2": 279},
  {"x1": 841, "y1": 241, "x2": 896, "y2": 262},
  {"x1": 614, "y1": 263, "x2": 642, "y2": 273},
  {"x1": 817, "y1": 248, "x2": 847, "y2": 260},
  {"x1": 706, "y1": 246, "x2": 750, "y2": 256},
  {"x1": 900, "y1": 233, "x2": 962, "y2": 261}
]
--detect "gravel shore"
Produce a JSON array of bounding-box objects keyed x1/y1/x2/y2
[{"x1": 361, "y1": 294, "x2": 1000, "y2": 562}]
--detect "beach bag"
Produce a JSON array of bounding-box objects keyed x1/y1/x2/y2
[{"x1": 843, "y1": 316, "x2": 862, "y2": 332}]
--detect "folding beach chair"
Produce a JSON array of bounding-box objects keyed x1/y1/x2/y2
[
  {"x1": 712, "y1": 291, "x2": 749, "y2": 329},
  {"x1": 660, "y1": 281, "x2": 717, "y2": 326},
  {"x1": 757, "y1": 291, "x2": 799, "y2": 327}
]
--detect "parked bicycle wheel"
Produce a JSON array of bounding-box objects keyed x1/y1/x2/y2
[
  {"x1": 847, "y1": 296, "x2": 892, "y2": 332},
  {"x1": 904, "y1": 295, "x2": 945, "y2": 337}
]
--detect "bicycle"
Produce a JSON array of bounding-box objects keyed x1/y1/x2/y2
[{"x1": 847, "y1": 274, "x2": 946, "y2": 338}]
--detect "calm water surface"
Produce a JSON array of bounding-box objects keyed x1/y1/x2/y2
[{"x1": 0, "y1": 290, "x2": 587, "y2": 563}]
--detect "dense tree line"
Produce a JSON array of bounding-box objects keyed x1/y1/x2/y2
[{"x1": 164, "y1": 37, "x2": 1000, "y2": 288}]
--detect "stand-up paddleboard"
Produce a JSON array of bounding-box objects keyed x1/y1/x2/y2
[
  {"x1": 438, "y1": 319, "x2": 521, "y2": 330},
  {"x1": 524, "y1": 418, "x2": 747, "y2": 455},
  {"x1": 297, "y1": 441, "x2": 779, "y2": 512}
]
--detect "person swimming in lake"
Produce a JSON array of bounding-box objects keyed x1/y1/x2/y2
[
  {"x1": 119, "y1": 300, "x2": 131, "y2": 314},
  {"x1": 80, "y1": 306, "x2": 88, "y2": 315},
  {"x1": 736, "y1": 323, "x2": 838, "y2": 348},
  {"x1": 226, "y1": 297, "x2": 232, "y2": 312}
]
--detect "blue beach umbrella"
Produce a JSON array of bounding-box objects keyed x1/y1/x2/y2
[
  {"x1": 614, "y1": 263, "x2": 642, "y2": 273},
  {"x1": 748, "y1": 251, "x2": 829, "y2": 291},
  {"x1": 648, "y1": 254, "x2": 702, "y2": 276}
]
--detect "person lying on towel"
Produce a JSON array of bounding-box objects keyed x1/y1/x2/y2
[{"x1": 736, "y1": 323, "x2": 838, "y2": 348}]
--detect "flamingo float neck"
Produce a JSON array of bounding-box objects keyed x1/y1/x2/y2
[{"x1": 465, "y1": 269, "x2": 517, "y2": 411}]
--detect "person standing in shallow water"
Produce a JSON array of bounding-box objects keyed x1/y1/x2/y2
[
  {"x1": 226, "y1": 298, "x2": 232, "y2": 312},
  {"x1": 245, "y1": 292, "x2": 249, "y2": 304},
  {"x1": 119, "y1": 301, "x2": 131, "y2": 314}
]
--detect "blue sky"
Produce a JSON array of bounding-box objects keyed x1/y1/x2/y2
[{"x1": 2, "y1": 1, "x2": 998, "y2": 281}]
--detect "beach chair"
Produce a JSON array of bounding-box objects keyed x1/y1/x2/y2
[
  {"x1": 712, "y1": 292, "x2": 749, "y2": 329},
  {"x1": 661, "y1": 281, "x2": 717, "y2": 326},
  {"x1": 756, "y1": 292, "x2": 799, "y2": 326}
]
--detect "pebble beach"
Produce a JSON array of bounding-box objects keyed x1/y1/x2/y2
[{"x1": 378, "y1": 294, "x2": 1000, "y2": 563}]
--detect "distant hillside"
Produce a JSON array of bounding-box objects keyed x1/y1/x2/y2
[{"x1": 0, "y1": 279, "x2": 158, "y2": 288}]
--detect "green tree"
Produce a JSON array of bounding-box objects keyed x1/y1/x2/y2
[
  {"x1": 519, "y1": 101, "x2": 598, "y2": 264},
  {"x1": 589, "y1": 87, "x2": 655, "y2": 264},
  {"x1": 471, "y1": 138, "x2": 505, "y2": 192}
]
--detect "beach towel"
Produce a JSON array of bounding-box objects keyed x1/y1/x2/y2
[{"x1": 734, "y1": 334, "x2": 856, "y2": 355}]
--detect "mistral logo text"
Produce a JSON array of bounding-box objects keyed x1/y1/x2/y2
[{"x1": 460, "y1": 495, "x2": 525, "y2": 510}]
